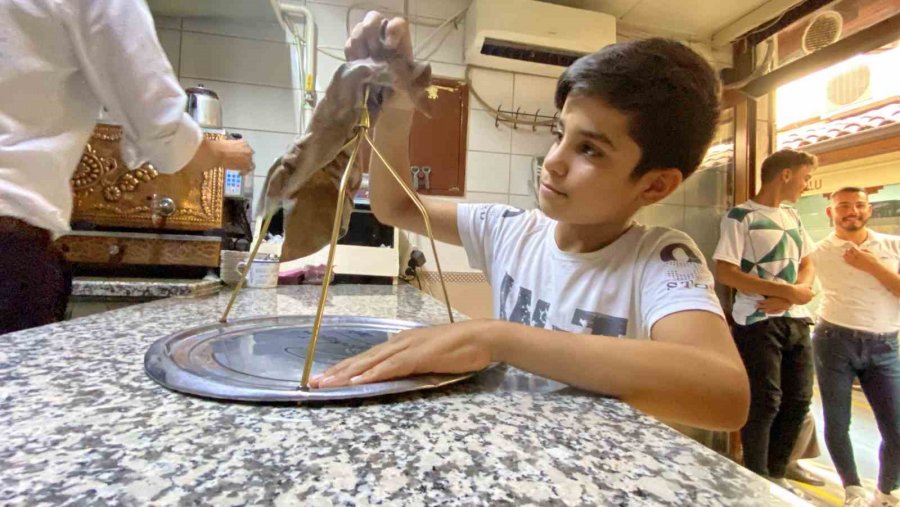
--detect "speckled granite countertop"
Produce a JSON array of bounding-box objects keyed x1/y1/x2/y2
[
  {"x1": 71, "y1": 276, "x2": 222, "y2": 299},
  {"x1": 1, "y1": 285, "x2": 803, "y2": 506}
]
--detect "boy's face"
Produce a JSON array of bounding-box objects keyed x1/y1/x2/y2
[
  {"x1": 539, "y1": 94, "x2": 649, "y2": 225},
  {"x1": 782, "y1": 164, "x2": 814, "y2": 203}
]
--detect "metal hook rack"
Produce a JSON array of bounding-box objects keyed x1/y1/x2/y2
[{"x1": 494, "y1": 105, "x2": 558, "y2": 131}]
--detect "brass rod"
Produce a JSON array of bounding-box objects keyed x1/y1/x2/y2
[
  {"x1": 299, "y1": 130, "x2": 364, "y2": 388},
  {"x1": 220, "y1": 211, "x2": 275, "y2": 323},
  {"x1": 364, "y1": 132, "x2": 454, "y2": 324}
]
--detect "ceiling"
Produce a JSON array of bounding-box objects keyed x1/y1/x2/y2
[
  {"x1": 147, "y1": 0, "x2": 277, "y2": 21},
  {"x1": 537, "y1": 0, "x2": 799, "y2": 42},
  {"x1": 147, "y1": 0, "x2": 803, "y2": 47}
]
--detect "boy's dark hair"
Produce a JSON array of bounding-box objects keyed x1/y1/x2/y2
[
  {"x1": 555, "y1": 38, "x2": 720, "y2": 180},
  {"x1": 830, "y1": 186, "x2": 867, "y2": 199},
  {"x1": 760, "y1": 149, "x2": 817, "y2": 183}
]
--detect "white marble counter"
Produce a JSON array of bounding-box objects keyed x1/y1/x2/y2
[{"x1": 0, "y1": 285, "x2": 804, "y2": 505}]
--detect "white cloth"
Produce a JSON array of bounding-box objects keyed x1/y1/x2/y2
[
  {"x1": 0, "y1": 0, "x2": 202, "y2": 237},
  {"x1": 457, "y1": 204, "x2": 724, "y2": 339},
  {"x1": 812, "y1": 230, "x2": 900, "y2": 334},
  {"x1": 713, "y1": 200, "x2": 815, "y2": 325}
]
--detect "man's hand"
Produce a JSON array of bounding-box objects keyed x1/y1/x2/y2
[
  {"x1": 843, "y1": 245, "x2": 881, "y2": 274},
  {"x1": 184, "y1": 137, "x2": 254, "y2": 175},
  {"x1": 309, "y1": 320, "x2": 495, "y2": 388},
  {"x1": 757, "y1": 296, "x2": 793, "y2": 314},
  {"x1": 786, "y1": 284, "x2": 815, "y2": 305},
  {"x1": 211, "y1": 138, "x2": 255, "y2": 174}
]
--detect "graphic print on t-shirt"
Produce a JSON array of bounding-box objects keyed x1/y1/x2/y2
[
  {"x1": 660, "y1": 242, "x2": 712, "y2": 291},
  {"x1": 727, "y1": 205, "x2": 806, "y2": 324},
  {"x1": 498, "y1": 272, "x2": 629, "y2": 336}
]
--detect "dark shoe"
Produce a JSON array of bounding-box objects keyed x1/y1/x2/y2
[{"x1": 785, "y1": 462, "x2": 826, "y2": 486}]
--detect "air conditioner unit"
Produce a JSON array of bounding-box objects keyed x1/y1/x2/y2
[{"x1": 465, "y1": 0, "x2": 616, "y2": 78}]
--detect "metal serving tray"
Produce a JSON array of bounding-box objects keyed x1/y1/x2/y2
[{"x1": 145, "y1": 315, "x2": 481, "y2": 402}]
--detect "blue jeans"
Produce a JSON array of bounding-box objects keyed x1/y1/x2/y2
[{"x1": 813, "y1": 321, "x2": 900, "y2": 494}]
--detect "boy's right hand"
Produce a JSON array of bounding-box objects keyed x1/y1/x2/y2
[{"x1": 345, "y1": 11, "x2": 416, "y2": 113}]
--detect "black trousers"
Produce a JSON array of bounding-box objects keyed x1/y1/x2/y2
[
  {"x1": 0, "y1": 217, "x2": 72, "y2": 335},
  {"x1": 733, "y1": 317, "x2": 814, "y2": 478}
]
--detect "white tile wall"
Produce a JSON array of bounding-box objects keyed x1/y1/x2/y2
[
  {"x1": 509, "y1": 155, "x2": 536, "y2": 196},
  {"x1": 681, "y1": 206, "x2": 728, "y2": 264},
  {"x1": 314, "y1": 48, "x2": 346, "y2": 93},
  {"x1": 511, "y1": 128, "x2": 555, "y2": 157},
  {"x1": 153, "y1": 16, "x2": 182, "y2": 30},
  {"x1": 157, "y1": 29, "x2": 181, "y2": 73},
  {"x1": 465, "y1": 152, "x2": 510, "y2": 194},
  {"x1": 182, "y1": 18, "x2": 290, "y2": 43},
  {"x1": 414, "y1": 20, "x2": 465, "y2": 65},
  {"x1": 513, "y1": 74, "x2": 558, "y2": 115},
  {"x1": 313, "y1": 0, "x2": 404, "y2": 10},
  {"x1": 467, "y1": 109, "x2": 512, "y2": 153},
  {"x1": 238, "y1": 130, "x2": 298, "y2": 178},
  {"x1": 180, "y1": 32, "x2": 294, "y2": 88},
  {"x1": 467, "y1": 68, "x2": 514, "y2": 112},
  {"x1": 465, "y1": 192, "x2": 509, "y2": 204},
  {"x1": 179, "y1": 78, "x2": 298, "y2": 133},
  {"x1": 429, "y1": 62, "x2": 466, "y2": 79},
  {"x1": 307, "y1": 2, "x2": 352, "y2": 48},
  {"x1": 413, "y1": 0, "x2": 473, "y2": 20},
  {"x1": 509, "y1": 194, "x2": 537, "y2": 210},
  {"x1": 253, "y1": 176, "x2": 266, "y2": 214},
  {"x1": 683, "y1": 167, "x2": 729, "y2": 207}
]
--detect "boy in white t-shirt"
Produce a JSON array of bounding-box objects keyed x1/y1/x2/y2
[
  {"x1": 713, "y1": 149, "x2": 818, "y2": 486},
  {"x1": 312, "y1": 13, "x2": 749, "y2": 431}
]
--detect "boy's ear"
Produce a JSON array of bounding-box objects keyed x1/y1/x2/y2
[
  {"x1": 640, "y1": 168, "x2": 682, "y2": 205},
  {"x1": 782, "y1": 168, "x2": 793, "y2": 183},
  {"x1": 825, "y1": 205, "x2": 834, "y2": 220}
]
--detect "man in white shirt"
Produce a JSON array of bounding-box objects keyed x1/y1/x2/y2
[
  {"x1": 811, "y1": 187, "x2": 899, "y2": 507},
  {"x1": 713, "y1": 149, "x2": 818, "y2": 489},
  {"x1": 0, "y1": 0, "x2": 254, "y2": 334}
]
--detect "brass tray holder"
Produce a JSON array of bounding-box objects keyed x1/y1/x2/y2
[{"x1": 219, "y1": 88, "x2": 454, "y2": 389}]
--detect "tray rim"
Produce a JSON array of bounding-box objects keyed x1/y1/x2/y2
[{"x1": 144, "y1": 314, "x2": 487, "y2": 403}]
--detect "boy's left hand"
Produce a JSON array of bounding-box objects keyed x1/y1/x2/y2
[
  {"x1": 309, "y1": 320, "x2": 495, "y2": 388},
  {"x1": 756, "y1": 296, "x2": 792, "y2": 314}
]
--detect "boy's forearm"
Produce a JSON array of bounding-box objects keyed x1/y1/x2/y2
[
  {"x1": 484, "y1": 320, "x2": 748, "y2": 431},
  {"x1": 368, "y1": 107, "x2": 415, "y2": 226},
  {"x1": 796, "y1": 257, "x2": 815, "y2": 287},
  {"x1": 716, "y1": 265, "x2": 793, "y2": 299}
]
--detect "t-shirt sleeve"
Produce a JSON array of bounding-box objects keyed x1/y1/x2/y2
[
  {"x1": 641, "y1": 231, "x2": 725, "y2": 337},
  {"x1": 63, "y1": 0, "x2": 203, "y2": 173},
  {"x1": 457, "y1": 203, "x2": 519, "y2": 280},
  {"x1": 712, "y1": 209, "x2": 747, "y2": 267}
]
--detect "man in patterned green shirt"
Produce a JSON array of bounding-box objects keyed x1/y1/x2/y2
[{"x1": 713, "y1": 149, "x2": 817, "y2": 488}]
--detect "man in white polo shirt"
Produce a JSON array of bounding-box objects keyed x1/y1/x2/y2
[{"x1": 811, "y1": 187, "x2": 900, "y2": 507}]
